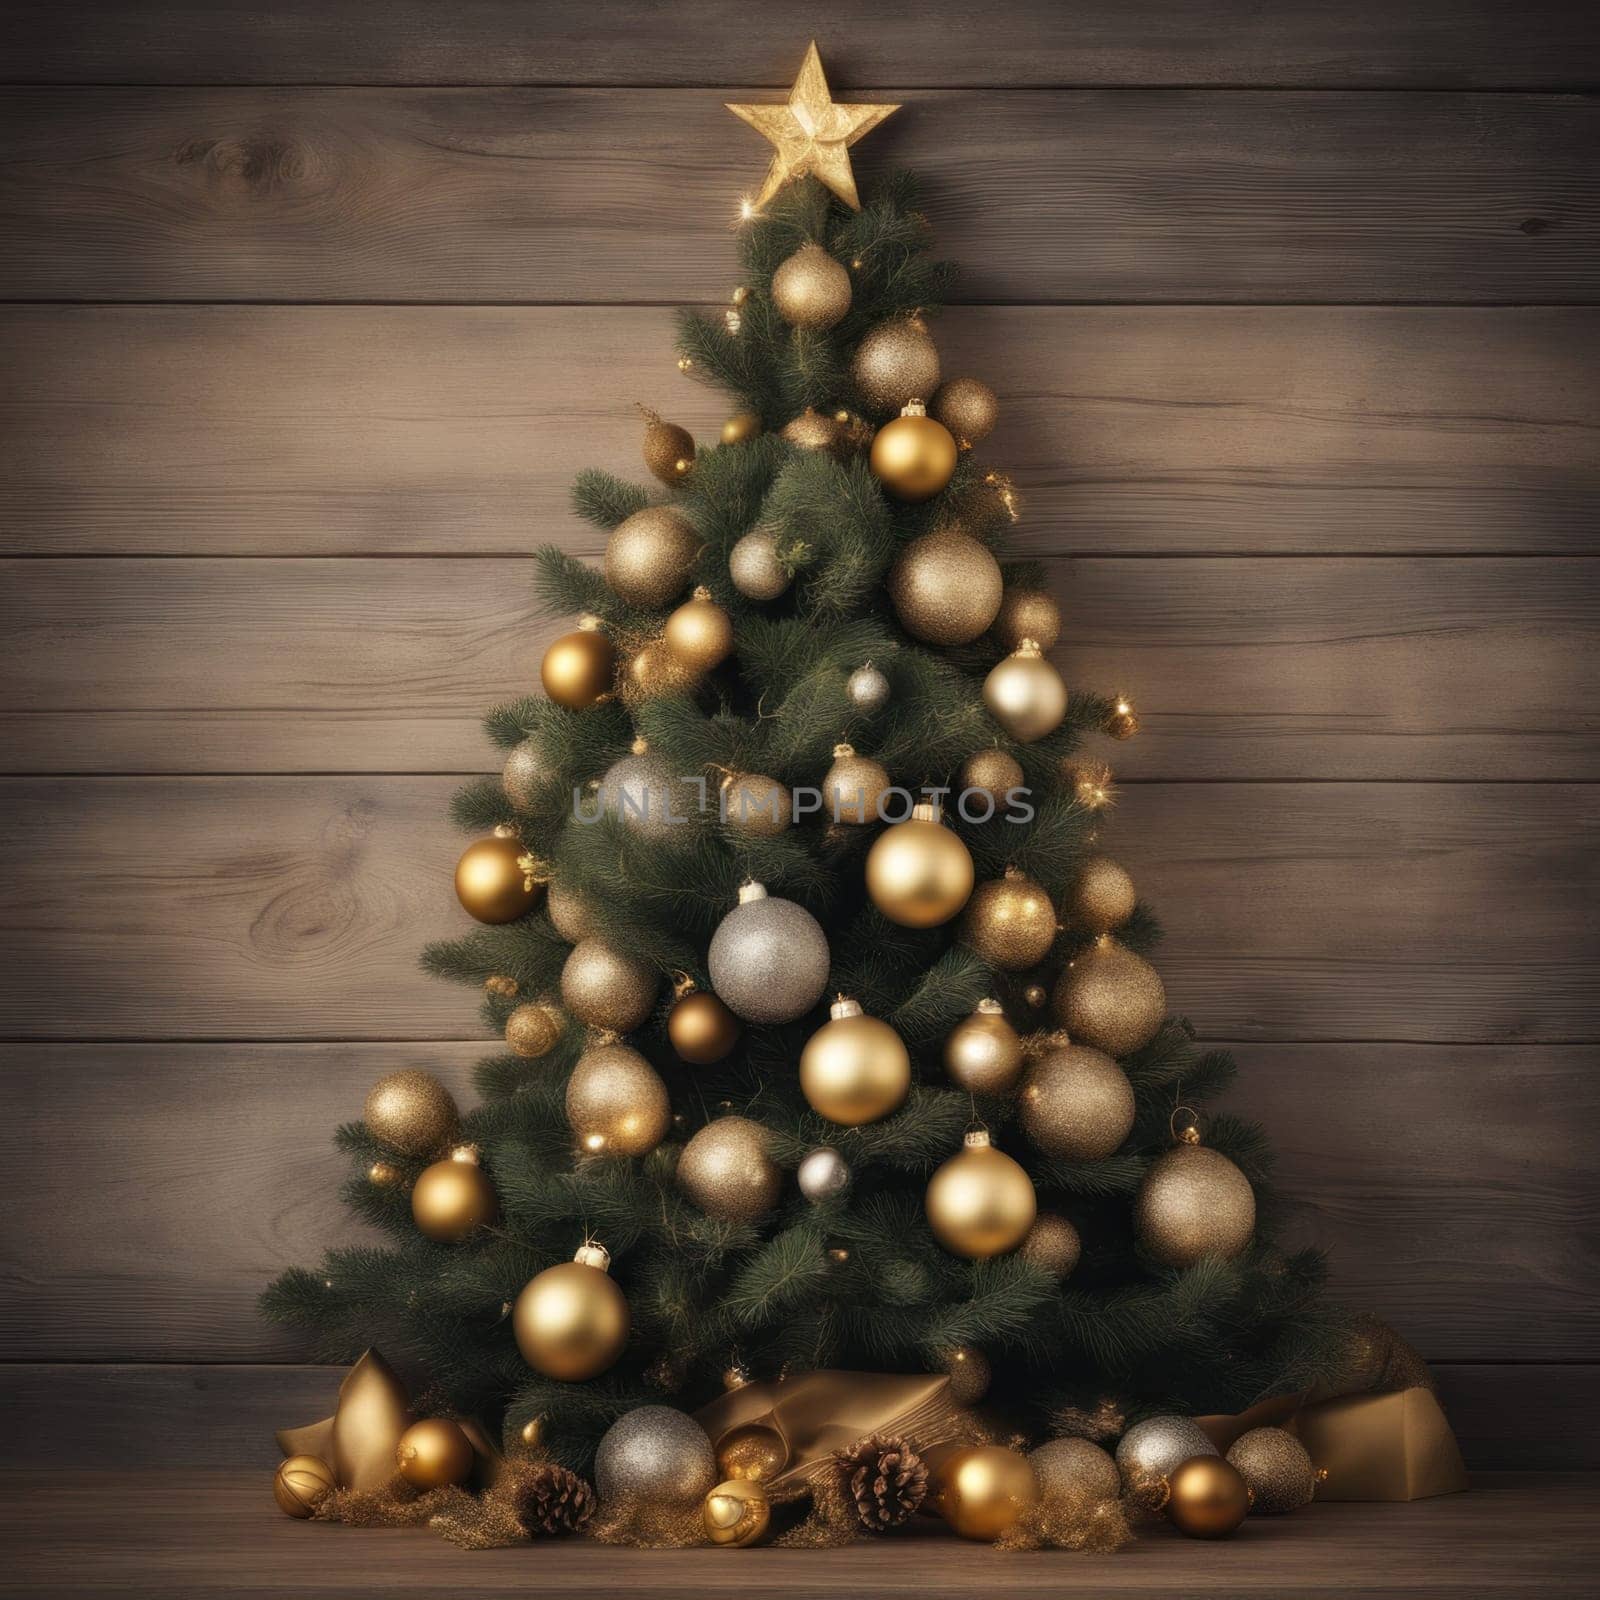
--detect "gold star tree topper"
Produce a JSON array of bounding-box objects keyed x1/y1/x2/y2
[{"x1": 727, "y1": 42, "x2": 899, "y2": 212}]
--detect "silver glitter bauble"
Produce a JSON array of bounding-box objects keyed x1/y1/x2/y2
[
  {"x1": 846, "y1": 662, "x2": 891, "y2": 713},
  {"x1": 1029, "y1": 1437, "x2": 1121, "y2": 1503},
  {"x1": 797, "y1": 1146, "x2": 852, "y2": 1203},
  {"x1": 502, "y1": 738, "x2": 554, "y2": 809},
  {"x1": 598, "y1": 746, "x2": 680, "y2": 841},
  {"x1": 707, "y1": 882, "x2": 830, "y2": 1024},
  {"x1": 593, "y1": 1406, "x2": 718, "y2": 1508},
  {"x1": 729, "y1": 529, "x2": 791, "y2": 601},
  {"x1": 1115, "y1": 1416, "x2": 1218, "y2": 1494}
]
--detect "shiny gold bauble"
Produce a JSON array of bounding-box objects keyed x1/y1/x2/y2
[
  {"x1": 865, "y1": 802, "x2": 975, "y2": 928},
  {"x1": 546, "y1": 877, "x2": 598, "y2": 944},
  {"x1": 566, "y1": 1043, "x2": 671, "y2": 1156},
  {"x1": 799, "y1": 997, "x2": 911, "y2": 1126},
  {"x1": 943, "y1": 998, "x2": 1023, "y2": 1095},
  {"x1": 274, "y1": 1453, "x2": 336, "y2": 1518},
  {"x1": 560, "y1": 938, "x2": 658, "y2": 1032},
  {"x1": 1115, "y1": 1416, "x2": 1218, "y2": 1495},
  {"x1": 677, "y1": 1116, "x2": 782, "y2": 1222},
  {"x1": 983, "y1": 639, "x2": 1068, "y2": 743},
  {"x1": 703, "y1": 1478, "x2": 772, "y2": 1547},
  {"x1": 925, "y1": 1130, "x2": 1036, "y2": 1258},
  {"x1": 852, "y1": 317, "x2": 941, "y2": 416},
  {"x1": 541, "y1": 620, "x2": 616, "y2": 710},
  {"x1": 514, "y1": 1245, "x2": 630, "y2": 1381},
  {"x1": 1135, "y1": 1143, "x2": 1256, "y2": 1267},
  {"x1": 993, "y1": 586, "x2": 1061, "y2": 651},
  {"x1": 959, "y1": 747, "x2": 1025, "y2": 810},
  {"x1": 780, "y1": 406, "x2": 845, "y2": 454},
  {"x1": 1064, "y1": 854, "x2": 1136, "y2": 933},
  {"x1": 1020, "y1": 1212, "x2": 1082, "y2": 1280},
  {"x1": 604, "y1": 505, "x2": 701, "y2": 608},
  {"x1": 720, "y1": 771, "x2": 793, "y2": 837},
  {"x1": 1107, "y1": 698, "x2": 1140, "y2": 740},
  {"x1": 595, "y1": 1405, "x2": 717, "y2": 1506},
  {"x1": 962, "y1": 867, "x2": 1058, "y2": 970},
  {"x1": 364, "y1": 1069, "x2": 459, "y2": 1157},
  {"x1": 396, "y1": 1418, "x2": 475, "y2": 1490},
  {"x1": 411, "y1": 1151, "x2": 498, "y2": 1242},
  {"x1": 640, "y1": 408, "x2": 695, "y2": 486},
  {"x1": 456, "y1": 830, "x2": 541, "y2": 924},
  {"x1": 938, "y1": 1344, "x2": 991, "y2": 1405},
  {"x1": 502, "y1": 738, "x2": 555, "y2": 809},
  {"x1": 870, "y1": 404, "x2": 958, "y2": 502},
  {"x1": 1167, "y1": 1455, "x2": 1251, "y2": 1538},
  {"x1": 519, "y1": 1416, "x2": 545, "y2": 1448},
  {"x1": 367, "y1": 1159, "x2": 403, "y2": 1187},
  {"x1": 771, "y1": 241, "x2": 852, "y2": 329},
  {"x1": 821, "y1": 743, "x2": 892, "y2": 825},
  {"x1": 1053, "y1": 935, "x2": 1166, "y2": 1057},
  {"x1": 716, "y1": 1423, "x2": 786, "y2": 1484},
  {"x1": 664, "y1": 587, "x2": 735, "y2": 673},
  {"x1": 887, "y1": 529, "x2": 1003, "y2": 646},
  {"x1": 1029, "y1": 1437, "x2": 1120, "y2": 1503},
  {"x1": 668, "y1": 988, "x2": 742, "y2": 1064},
  {"x1": 931, "y1": 376, "x2": 999, "y2": 448},
  {"x1": 1019, "y1": 1042, "x2": 1135, "y2": 1161},
  {"x1": 1227, "y1": 1427, "x2": 1317, "y2": 1515},
  {"x1": 505, "y1": 1000, "x2": 563, "y2": 1059},
  {"x1": 722, "y1": 411, "x2": 763, "y2": 445},
  {"x1": 728, "y1": 528, "x2": 792, "y2": 601},
  {"x1": 931, "y1": 1445, "x2": 1038, "y2": 1541}
]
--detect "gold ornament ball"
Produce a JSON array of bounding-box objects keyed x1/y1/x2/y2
[
  {"x1": 411, "y1": 1153, "x2": 499, "y2": 1242},
  {"x1": 1024, "y1": 983, "x2": 1047, "y2": 1008},
  {"x1": 519, "y1": 1416, "x2": 545, "y2": 1448},
  {"x1": 1064, "y1": 855, "x2": 1137, "y2": 933},
  {"x1": 367, "y1": 1159, "x2": 403, "y2": 1188},
  {"x1": 721, "y1": 771, "x2": 793, "y2": 837},
  {"x1": 668, "y1": 989, "x2": 741, "y2": 1065},
  {"x1": 800, "y1": 998, "x2": 911, "y2": 1126},
  {"x1": 1020, "y1": 1212, "x2": 1082, "y2": 1280},
  {"x1": 1227, "y1": 1427, "x2": 1317, "y2": 1515},
  {"x1": 1029, "y1": 1437, "x2": 1120, "y2": 1504},
  {"x1": 364, "y1": 1069, "x2": 459, "y2": 1158},
  {"x1": 728, "y1": 528, "x2": 792, "y2": 601},
  {"x1": 274, "y1": 1453, "x2": 336, "y2": 1519},
  {"x1": 888, "y1": 529, "x2": 1003, "y2": 647},
  {"x1": 722, "y1": 411, "x2": 763, "y2": 445},
  {"x1": 546, "y1": 877, "x2": 597, "y2": 944},
  {"x1": 983, "y1": 640, "x2": 1068, "y2": 744},
  {"x1": 541, "y1": 621, "x2": 616, "y2": 711},
  {"x1": 771, "y1": 241, "x2": 852, "y2": 329},
  {"x1": 505, "y1": 1001, "x2": 563, "y2": 1059},
  {"x1": 853, "y1": 318, "x2": 941, "y2": 416},
  {"x1": 502, "y1": 739, "x2": 554, "y2": 809},
  {"x1": 716, "y1": 1423, "x2": 786, "y2": 1485},
  {"x1": 664, "y1": 587, "x2": 734, "y2": 673},
  {"x1": 514, "y1": 1246, "x2": 630, "y2": 1381},
  {"x1": 566, "y1": 1043, "x2": 671, "y2": 1157},
  {"x1": 1135, "y1": 1143, "x2": 1256, "y2": 1267},
  {"x1": 703, "y1": 1478, "x2": 772, "y2": 1547},
  {"x1": 604, "y1": 506, "x2": 700, "y2": 608},
  {"x1": 484, "y1": 973, "x2": 519, "y2": 999},
  {"x1": 931, "y1": 376, "x2": 999, "y2": 448},
  {"x1": 932, "y1": 1445, "x2": 1038, "y2": 1541},
  {"x1": 1115, "y1": 1416, "x2": 1218, "y2": 1496},
  {"x1": 1053, "y1": 936, "x2": 1166, "y2": 1057},
  {"x1": 1107, "y1": 699, "x2": 1140, "y2": 741},
  {"x1": 938, "y1": 1345, "x2": 991, "y2": 1406},
  {"x1": 943, "y1": 998, "x2": 1023, "y2": 1095},
  {"x1": 960, "y1": 747, "x2": 1025, "y2": 810},
  {"x1": 780, "y1": 406, "x2": 846, "y2": 454},
  {"x1": 992, "y1": 586, "x2": 1061, "y2": 652},
  {"x1": 560, "y1": 938, "x2": 658, "y2": 1033},
  {"x1": 870, "y1": 404, "x2": 958, "y2": 502},
  {"x1": 865, "y1": 803, "x2": 975, "y2": 928},
  {"x1": 677, "y1": 1116, "x2": 782, "y2": 1222},
  {"x1": 1019, "y1": 1042, "x2": 1135, "y2": 1161},
  {"x1": 595, "y1": 1405, "x2": 717, "y2": 1506},
  {"x1": 456, "y1": 831, "x2": 541, "y2": 924},
  {"x1": 821, "y1": 743, "x2": 891, "y2": 825},
  {"x1": 396, "y1": 1418, "x2": 475, "y2": 1490},
  {"x1": 623, "y1": 638, "x2": 697, "y2": 704},
  {"x1": 640, "y1": 409, "x2": 696, "y2": 486},
  {"x1": 925, "y1": 1131, "x2": 1037, "y2": 1259},
  {"x1": 1167, "y1": 1455, "x2": 1252, "y2": 1539},
  {"x1": 962, "y1": 868, "x2": 1058, "y2": 971}
]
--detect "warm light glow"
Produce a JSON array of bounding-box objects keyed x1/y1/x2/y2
[
  {"x1": 583, "y1": 1133, "x2": 606, "y2": 1152},
  {"x1": 739, "y1": 196, "x2": 759, "y2": 222}
]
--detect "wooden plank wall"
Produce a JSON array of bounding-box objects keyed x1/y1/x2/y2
[{"x1": 2, "y1": 2, "x2": 1597, "y2": 1468}]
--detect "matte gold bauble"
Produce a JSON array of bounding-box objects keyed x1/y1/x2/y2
[
  {"x1": 604, "y1": 505, "x2": 701, "y2": 608},
  {"x1": 595, "y1": 1405, "x2": 717, "y2": 1505},
  {"x1": 865, "y1": 802, "x2": 975, "y2": 928},
  {"x1": 639, "y1": 406, "x2": 696, "y2": 485},
  {"x1": 1052, "y1": 935, "x2": 1166, "y2": 1056},
  {"x1": 502, "y1": 738, "x2": 555, "y2": 809},
  {"x1": 938, "y1": 1344, "x2": 991, "y2": 1406},
  {"x1": 780, "y1": 406, "x2": 845, "y2": 454},
  {"x1": 720, "y1": 771, "x2": 793, "y2": 837},
  {"x1": 1227, "y1": 1427, "x2": 1317, "y2": 1515},
  {"x1": 505, "y1": 1000, "x2": 563, "y2": 1059},
  {"x1": 704, "y1": 1478, "x2": 772, "y2": 1546},
  {"x1": 728, "y1": 528, "x2": 792, "y2": 601},
  {"x1": 931, "y1": 1445, "x2": 1038, "y2": 1541},
  {"x1": 1020, "y1": 1212, "x2": 1082, "y2": 1280},
  {"x1": 274, "y1": 1453, "x2": 336, "y2": 1518},
  {"x1": 560, "y1": 938, "x2": 658, "y2": 1032},
  {"x1": 983, "y1": 639, "x2": 1068, "y2": 743},
  {"x1": 664, "y1": 586, "x2": 735, "y2": 673},
  {"x1": 771, "y1": 242, "x2": 852, "y2": 329},
  {"x1": 959, "y1": 747, "x2": 1025, "y2": 810},
  {"x1": 1063, "y1": 855, "x2": 1136, "y2": 933},
  {"x1": 888, "y1": 529, "x2": 1003, "y2": 646},
  {"x1": 541, "y1": 618, "x2": 616, "y2": 710},
  {"x1": 566, "y1": 1043, "x2": 671, "y2": 1156},
  {"x1": 677, "y1": 1115, "x2": 783, "y2": 1222},
  {"x1": 1135, "y1": 1141, "x2": 1256, "y2": 1267},
  {"x1": 943, "y1": 997, "x2": 1023, "y2": 1095},
  {"x1": 1167, "y1": 1455, "x2": 1251, "y2": 1539},
  {"x1": 1029, "y1": 1437, "x2": 1120, "y2": 1504},
  {"x1": 456, "y1": 829, "x2": 541, "y2": 924},
  {"x1": 514, "y1": 1243, "x2": 630, "y2": 1381},
  {"x1": 853, "y1": 317, "x2": 941, "y2": 416},
  {"x1": 800, "y1": 997, "x2": 911, "y2": 1126},
  {"x1": 707, "y1": 881, "x2": 831, "y2": 1024},
  {"x1": 364, "y1": 1069, "x2": 459, "y2": 1157},
  {"x1": 931, "y1": 376, "x2": 999, "y2": 448},
  {"x1": 1115, "y1": 1416, "x2": 1218, "y2": 1496},
  {"x1": 870, "y1": 402, "x2": 958, "y2": 502},
  {"x1": 668, "y1": 987, "x2": 742, "y2": 1065},
  {"x1": 716, "y1": 1423, "x2": 786, "y2": 1484},
  {"x1": 993, "y1": 586, "x2": 1061, "y2": 651},
  {"x1": 722, "y1": 411, "x2": 763, "y2": 445},
  {"x1": 925, "y1": 1130, "x2": 1036, "y2": 1259},
  {"x1": 1019, "y1": 1042, "x2": 1135, "y2": 1161},
  {"x1": 411, "y1": 1149, "x2": 498, "y2": 1241},
  {"x1": 822, "y1": 743, "x2": 891, "y2": 825},
  {"x1": 962, "y1": 866, "x2": 1058, "y2": 970},
  {"x1": 546, "y1": 877, "x2": 598, "y2": 944},
  {"x1": 396, "y1": 1418, "x2": 475, "y2": 1490}
]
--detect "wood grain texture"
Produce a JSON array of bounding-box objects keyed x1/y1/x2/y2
[
  {"x1": 2, "y1": 90, "x2": 1596, "y2": 303},
  {"x1": 5, "y1": 305, "x2": 1596, "y2": 557},
  {"x1": 6, "y1": 2, "x2": 1598, "y2": 88},
  {"x1": 4, "y1": 555, "x2": 1596, "y2": 779}
]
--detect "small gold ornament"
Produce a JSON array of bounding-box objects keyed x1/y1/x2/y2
[
  {"x1": 722, "y1": 411, "x2": 763, "y2": 445},
  {"x1": 865, "y1": 801, "x2": 975, "y2": 928},
  {"x1": 852, "y1": 317, "x2": 941, "y2": 416},
  {"x1": 541, "y1": 615, "x2": 616, "y2": 710},
  {"x1": 870, "y1": 400, "x2": 958, "y2": 502},
  {"x1": 780, "y1": 405, "x2": 846, "y2": 454},
  {"x1": 514, "y1": 1242, "x2": 630, "y2": 1381},
  {"x1": 484, "y1": 973, "x2": 519, "y2": 999},
  {"x1": 716, "y1": 1423, "x2": 786, "y2": 1484},
  {"x1": 938, "y1": 1344, "x2": 991, "y2": 1406},
  {"x1": 367, "y1": 1159, "x2": 402, "y2": 1188},
  {"x1": 1052, "y1": 934, "x2": 1165, "y2": 1056},
  {"x1": 1115, "y1": 1416, "x2": 1218, "y2": 1497},
  {"x1": 1227, "y1": 1427, "x2": 1318, "y2": 1515},
  {"x1": 888, "y1": 528, "x2": 1003, "y2": 646},
  {"x1": 546, "y1": 877, "x2": 597, "y2": 944},
  {"x1": 771, "y1": 241, "x2": 852, "y2": 329},
  {"x1": 707, "y1": 881, "x2": 831, "y2": 1024},
  {"x1": 364, "y1": 1069, "x2": 459, "y2": 1158},
  {"x1": 720, "y1": 770, "x2": 793, "y2": 837},
  {"x1": 1066, "y1": 758, "x2": 1115, "y2": 811},
  {"x1": 1166, "y1": 1455, "x2": 1251, "y2": 1539},
  {"x1": 677, "y1": 355, "x2": 693, "y2": 372},
  {"x1": 728, "y1": 527, "x2": 792, "y2": 601},
  {"x1": 800, "y1": 996, "x2": 911, "y2": 1126},
  {"x1": 925, "y1": 1129, "x2": 1037, "y2": 1259},
  {"x1": 638, "y1": 405, "x2": 696, "y2": 485},
  {"x1": 962, "y1": 866, "x2": 1058, "y2": 970},
  {"x1": 667, "y1": 983, "x2": 742, "y2": 1065},
  {"x1": 983, "y1": 639, "x2": 1068, "y2": 743},
  {"x1": 1024, "y1": 983, "x2": 1047, "y2": 1008},
  {"x1": 959, "y1": 747, "x2": 1025, "y2": 810},
  {"x1": 520, "y1": 1416, "x2": 545, "y2": 1448},
  {"x1": 664, "y1": 586, "x2": 734, "y2": 673},
  {"x1": 1020, "y1": 1041, "x2": 1135, "y2": 1160},
  {"x1": 722, "y1": 1362, "x2": 754, "y2": 1393},
  {"x1": 505, "y1": 1000, "x2": 563, "y2": 1059},
  {"x1": 1029, "y1": 1437, "x2": 1120, "y2": 1503},
  {"x1": 604, "y1": 505, "x2": 701, "y2": 608},
  {"x1": 566, "y1": 1042, "x2": 671, "y2": 1156},
  {"x1": 931, "y1": 1445, "x2": 1039, "y2": 1541},
  {"x1": 1106, "y1": 697, "x2": 1140, "y2": 740},
  {"x1": 846, "y1": 661, "x2": 891, "y2": 713},
  {"x1": 502, "y1": 738, "x2": 554, "y2": 809},
  {"x1": 396, "y1": 1418, "x2": 475, "y2": 1490},
  {"x1": 595, "y1": 1405, "x2": 718, "y2": 1505},
  {"x1": 828, "y1": 1246, "x2": 851, "y2": 1264},
  {"x1": 931, "y1": 376, "x2": 999, "y2": 448},
  {"x1": 274, "y1": 1453, "x2": 336, "y2": 1518},
  {"x1": 411, "y1": 1146, "x2": 498, "y2": 1242},
  {"x1": 455, "y1": 827, "x2": 542, "y2": 924},
  {"x1": 992, "y1": 586, "x2": 1061, "y2": 651},
  {"x1": 821, "y1": 743, "x2": 892, "y2": 825},
  {"x1": 677, "y1": 1115, "x2": 782, "y2": 1222},
  {"x1": 943, "y1": 998, "x2": 1023, "y2": 1095},
  {"x1": 1135, "y1": 1139, "x2": 1255, "y2": 1267},
  {"x1": 1063, "y1": 854, "x2": 1136, "y2": 933},
  {"x1": 703, "y1": 1478, "x2": 772, "y2": 1547},
  {"x1": 559, "y1": 938, "x2": 658, "y2": 1033},
  {"x1": 1020, "y1": 1212, "x2": 1082, "y2": 1280}
]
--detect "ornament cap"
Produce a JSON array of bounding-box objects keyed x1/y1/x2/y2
[
  {"x1": 737, "y1": 880, "x2": 769, "y2": 905},
  {"x1": 828, "y1": 995, "x2": 864, "y2": 1022},
  {"x1": 448, "y1": 1142, "x2": 481, "y2": 1166},
  {"x1": 901, "y1": 398, "x2": 928, "y2": 417},
  {"x1": 630, "y1": 735, "x2": 649, "y2": 755},
  {"x1": 975, "y1": 997, "x2": 1005, "y2": 1016},
  {"x1": 1013, "y1": 637, "x2": 1043, "y2": 659},
  {"x1": 963, "y1": 1128, "x2": 992, "y2": 1150},
  {"x1": 833, "y1": 742, "x2": 856, "y2": 758},
  {"x1": 691, "y1": 584, "x2": 713, "y2": 601},
  {"x1": 577, "y1": 613, "x2": 603, "y2": 633},
  {"x1": 573, "y1": 1241, "x2": 612, "y2": 1272},
  {"x1": 910, "y1": 800, "x2": 943, "y2": 824},
  {"x1": 492, "y1": 822, "x2": 518, "y2": 839}
]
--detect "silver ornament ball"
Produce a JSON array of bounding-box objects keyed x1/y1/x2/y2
[
  {"x1": 707, "y1": 883, "x2": 830, "y2": 1024},
  {"x1": 846, "y1": 662, "x2": 891, "y2": 713},
  {"x1": 1115, "y1": 1416, "x2": 1219, "y2": 1493},
  {"x1": 594, "y1": 1405, "x2": 718, "y2": 1507},
  {"x1": 502, "y1": 739, "x2": 554, "y2": 809},
  {"x1": 598, "y1": 748, "x2": 680, "y2": 840},
  {"x1": 797, "y1": 1146, "x2": 852, "y2": 1203},
  {"x1": 729, "y1": 529, "x2": 791, "y2": 602}
]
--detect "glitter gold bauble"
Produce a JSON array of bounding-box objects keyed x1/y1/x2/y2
[
  {"x1": 514, "y1": 1243, "x2": 630, "y2": 1381},
  {"x1": 865, "y1": 802, "x2": 975, "y2": 928},
  {"x1": 604, "y1": 506, "x2": 700, "y2": 608},
  {"x1": 846, "y1": 661, "x2": 891, "y2": 713},
  {"x1": 931, "y1": 376, "x2": 999, "y2": 448},
  {"x1": 772, "y1": 241, "x2": 852, "y2": 329},
  {"x1": 870, "y1": 401, "x2": 958, "y2": 502},
  {"x1": 1020, "y1": 1042, "x2": 1135, "y2": 1161},
  {"x1": 546, "y1": 877, "x2": 597, "y2": 943},
  {"x1": 1135, "y1": 1142, "x2": 1255, "y2": 1267},
  {"x1": 938, "y1": 1344, "x2": 991, "y2": 1405},
  {"x1": 541, "y1": 618, "x2": 616, "y2": 710},
  {"x1": 983, "y1": 639, "x2": 1068, "y2": 743},
  {"x1": 1115, "y1": 1416, "x2": 1218, "y2": 1496},
  {"x1": 396, "y1": 1418, "x2": 475, "y2": 1490},
  {"x1": 722, "y1": 411, "x2": 763, "y2": 445},
  {"x1": 560, "y1": 938, "x2": 658, "y2": 1032},
  {"x1": 505, "y1": 1000, "x2": 563, "y2": 1059},
  {"x1": 596, "y1": 1404, "x2": 718, "y2": 1506},
  {"x1": 943, "y1": 998, "x2": 1023, "y2": 1095},
  {"x1": 623, "y1": 637, "x2": 698, "y2": 704},
  {"x1": 411, "y1": 1148, "x2": 498, "y2": 1241},
  {"x1": 364, "y1": 1069, "x2": 459, "y2": 1157},
  {"x1": 888, "y1": 529, "x2": 1003, "y2": 646},
  {"x1": 484, "y1": 973, "x2": 518, "y2": 999},
  {"x1": 599, "y1": 742, "x2": 679, "y2": 840},
  {"x1": 992, "y1": 586, "x2": 1061, "y2": 651},
  {"x1": 639, "y1": 407, "x2": 695, "y2": 485},
  {"x1": 852, "y1": 318, "x2": 941, "y2": 416},
  {"x1": 274, "y1": 1453, "x2": 336, "y2": 1518},
  {"x1": 1020, "y1": 1212, "x2": 1082, "y2": 1280},
  {"x1": 781, "y1": 406, "x2": 846, "y2": 454},
  {"x1": 707, "y1": 881, "x2": 830, "y2": 1024},
  {"x1": 1064, "y1": 855, "x2": 1136, "y2": 933},
  {"x1": 1029, "y1": 1437, "x2": 1120, "y2": 1503},
  {"x1": 931, "y1": 1445, "x2": 1038, "y2": 1541},
  {"x1": 729, "y1": 528, "x2": 792, "y2": 601},
  {"x1": 925, "y1": 1130, "x2": 1036, "y2": 1259},
  {"x1": 821, "y1": 743, "x2": 891, "y2": 825},
  {"x1": 1167, "y1": 1455, "x2": 1251, "y2": 1539},
  {"x1": 1227, "y1": 1427, "x2": 1317, "y2": 1515},
  {"x1": 799, "y1": 997, "x2": 911, "y2": 1126},
  {"x1": 716, "y1": 1423, "x2": 786, "y2": 1484},
  {"x1": 962, "y1": 866, "x2": 1057, "y2": 970},
  {"x1": 720, "y1": 771, "x2": 793, "y2": 837},
  {"x1": 959, "y1": 747, "x2": 1025, "y2": 810},
  {"x1": 677, "y1": 1115, "x2": 782, "y2": 1222},
  {"x1": 1053, "y1": 935, "x2": 1166, "y2": 1056},
  {"x1": 797, "y1": 1145, "x2": 851, "y2": 1202},
  {"x1": 704, "y1": 1478, "x2": 772, "y2": 1546},
  {"x1": 664, "y1": 586, "x2": 734, "y2": 673},
  {"x1": 502, "y1": 738, "x2": 555, "y2": 809},
  {"x1": 566, "y1": 1043, "x2": 671, "y2": 1157},
  {"x1": 456, "y1": 829, "x2": 541, "y2": 923},
  {"x1": 667, "y1": 988, "x2": 741, "y2": 1065}
]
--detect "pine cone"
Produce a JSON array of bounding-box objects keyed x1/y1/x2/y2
[
  {"x1": 509, "y1": 1462, "x2": 595, "y2": 1537},
  {"x1": 835, "y1": 1433, "x2": 928, "y2": 1531}
]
